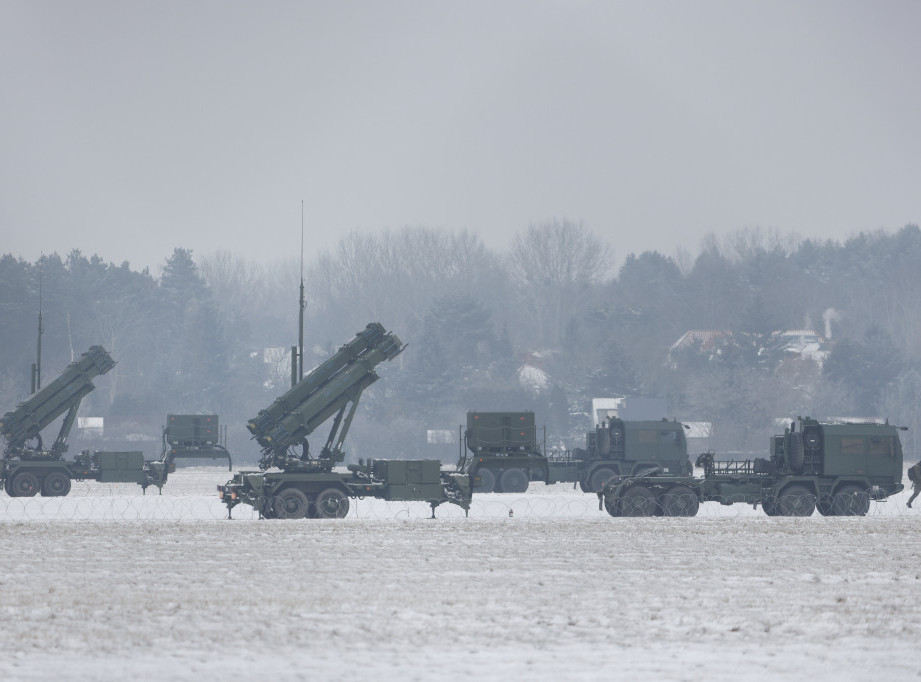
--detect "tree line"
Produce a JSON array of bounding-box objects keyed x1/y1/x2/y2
[{"x1": 2, "y1": 221, "x2": 920, "y2": 462}]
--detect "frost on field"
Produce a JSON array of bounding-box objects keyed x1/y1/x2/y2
[{"x1": 0, "y1": 468, "x2": 919, "y2": 681}]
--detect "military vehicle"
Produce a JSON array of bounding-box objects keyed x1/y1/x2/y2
[
  {"x1": 218, "y1": 323, "x2": 472, "y2": 519},
  {"x1": 599, "y1": 417, "x2": 905, "y2": 517},
  {"x1": 0, "y1": 346, "x2": 167, "y2": 496},
  {"x1": 161, "y1": 414, "x2": 232, "y2": 470},
  {"x1": 547, "y1": 417, "x2": 692, "y2": 492},
  {"x1": 458, "y1": 411, "x2": 546, "y2": 493},
  {"x1": 459, "y1": 412, "x2": 693, "y2": 494}
]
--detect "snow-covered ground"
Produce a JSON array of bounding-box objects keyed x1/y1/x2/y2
[{"x1": 0, "y1": 468, "x2": 919, "y2": 681}]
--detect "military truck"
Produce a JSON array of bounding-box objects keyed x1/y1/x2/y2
[
  {"x1": 458, "y1": 411, "x2": 547, "y2": 493},
  {"x1": 161, "y1": 414, "x2": 232, "y2": 470},
  {"x1": 0, "y1": 346, "x2": 168, "y2": 496},
  {"x1": 458, "y1": 412, "x2": 693, "y2": 494},
  {"x1": 219, "y1": 323, "x2": 472, "y2": 519},
  {"x1": 547, "y1": 417, "x2": 693, "y2": 492},
  {"x1": 599, "y1": 417, "x2": 905, "y2": 517}
]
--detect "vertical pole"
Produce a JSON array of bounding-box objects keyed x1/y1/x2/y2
[
  {"x1": 298, "y1": 200, "x2": 306, "y2": 382},
  {"x1": 291, "y1": 345, "x2": 298, "y2": 388},
  {"x1": 35, "y1": 255, "x2": 43, "y2": 391}
]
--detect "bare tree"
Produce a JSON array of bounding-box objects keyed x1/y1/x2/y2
[
  {"x1": 506, "y1": 219, "x2": 612, "y2": 349},
  {"x1": 306, "y1": 227, "x2": 500, "y2": 339}
]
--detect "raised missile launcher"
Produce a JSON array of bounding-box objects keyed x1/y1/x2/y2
[
  {"x1": 219, "y1": 323, "x2": 472, "y2": 519},
  {"x1": 246, "y1": 322, "x2": 404, "y2": 471},
  {"x1": 0, "y1": 346, "x2": 171, "y2": 497},
  {"x1": 1, "y1": 345, "x2": 115, "y2": 457}
]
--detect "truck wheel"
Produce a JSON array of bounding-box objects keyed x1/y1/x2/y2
[
  {"x1": 41, "y1": 471, "x2": 72, "y2": 497},
  {"x1": 8, "y1": 471, "x2": 39, "y2": 498},
  {"x1": 816, "y1": 496, "x2": 835, "y2": 516},
  {"x1": 619, "y1": 485, "x2": 657, "y2": 517},
  {"x1": 762, "y1": 499, "x2": 778, "y2": 517},
  {"x1": 474, "y1": 468, "x2": 496, "y2": 493},
  {"x1": 603, "y1": 493, "x2": 621, "y2": 517},
  {"x1": 777, "y1": 484, "x2": 815, "y2": 516},
  {"x1": 832, "y1": 485, "x2": 869, "y2": 516},
  {"x1": 272, "y1": 488, "x2": 309, "y2": 519},
  {"x1": 500, "y1": 468, "x2": 529, "y2": 494},
  {"x1": 314, "y1": 488, "x2": 350, "y2": 518},
  {"x1": 588, "y1": 467, "x2": 616, "y2": 493},
  {"x1": 659, "y1": 485, "x2": 699, "y2": 517}
]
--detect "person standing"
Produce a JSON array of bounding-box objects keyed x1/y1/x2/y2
[{"x1": 907, "y1": 461, "x2": 921, "y2": 508}]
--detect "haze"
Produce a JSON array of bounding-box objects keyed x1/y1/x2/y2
[{"x1": 2, "y1": 1, "x2": 919, "y2": 273}]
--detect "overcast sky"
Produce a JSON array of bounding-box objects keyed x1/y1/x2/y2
[{"x1": 2, "y1": 1, "x2": 920, "y2": 274}]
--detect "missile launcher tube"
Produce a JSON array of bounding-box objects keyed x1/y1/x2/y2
[
  {"x1": 247, "y1": 323, "x2": 388, "y2": 436},
  {"x1": 247, "y1": 324, "x2": 403, "y2": 459},
  {"x1": 0, "y1": 346, "x2": 115, "y2": 449}
]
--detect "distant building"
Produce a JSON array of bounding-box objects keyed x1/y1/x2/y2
[
  {"x1": 684, "y1": 421, "x2": 713, "y2": 454},
  {"x1": 772, "y1": 329, "x2": 828, "y2": 365},
  {"x1": 77, "y1": 417, "x2": 104, "y2": 438},
  {"x1": 669, "y1": 328, "x2": 831, "y2": 368},
  {"x1": 590, "y1": 397, "x2": 669, "y2": 425},
  {"x1": 670, "y1": 330, "x2": 735, "y2": 355}
]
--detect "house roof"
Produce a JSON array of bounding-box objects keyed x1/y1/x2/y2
[{"x1": 669, "y1": 330, "x2": 734, "y2": 353}]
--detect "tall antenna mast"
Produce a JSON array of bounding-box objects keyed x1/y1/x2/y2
[
  {"x1": 33, "y1": 254, "x2": 44, "y2": 393},
  {"x1": 298, "y1": 200, "x2": 306, "y2": 382}
]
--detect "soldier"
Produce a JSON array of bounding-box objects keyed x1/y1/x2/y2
[{"x1": 907, "y1": 461, "x2": 921, "y2": 508}]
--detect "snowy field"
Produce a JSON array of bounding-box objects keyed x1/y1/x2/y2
[{"x1": 1, "y1": 468, "x2": 919, "y2": 681}]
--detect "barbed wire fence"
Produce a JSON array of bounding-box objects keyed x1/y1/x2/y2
[{"x1": 0, "y1": 468, "x2": 918, "y2": 522}]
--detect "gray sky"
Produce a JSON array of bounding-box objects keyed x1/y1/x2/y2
[{"x1": 2, "y1": 1, "x2": 920, "y2": 274}]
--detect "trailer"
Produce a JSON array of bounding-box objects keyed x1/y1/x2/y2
[
  {"x1": 219, "y1": 323, "x2": 472, "y2": 519},
  {"x1": 599, "y1": 417, "x2": 905, "y2": 517}
]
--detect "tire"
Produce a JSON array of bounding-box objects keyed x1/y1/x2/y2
[
  {"x1": 8, "y1": 471, "x2": 39, "y2": 498},
  {"x1": 271, "y1": 488, "x2": 309, "y2": 519},
  {"x1": 762, "y1": 499, "x2": 778, "y2": 517},
  {"x1": 588, "y1": 467, "x2": 617, "y2": 493},
  {"x1": 474, "y1": 468, "x2": 496, "y2": 493},
  {"x1": 603, "y1": 492, "x2": 621, "y2": 517},
  {"x1": 41, "y1": 471, "x2": 72, "y2": 497},
  {"x1": 619, "y1": 485, "x2": 657, "y2": 517},
  {"x1": 832, "y1": 484, "x2": 870, "y2": 517},
  {"x1": 659, "y1": 485, "x2": 699, "y2": 517},
  {"x1": 777, "y1": 484, "x2": 816, "y2": 517},
  {"x1": 816, "y1": 496, "x2": 835, "y2": 516},
  {"x1": 314, "y1": 488, "x2": 350, "y2": 519},
  {"x1": 499, "y1": 468, "x2": 529, "y2": 494}
]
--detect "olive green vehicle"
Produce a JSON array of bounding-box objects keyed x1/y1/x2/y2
[
  {"x1": 161, "y1": 414, "x2": 232, "y2": 471},
  {"x1": 600, "y1": 417, "x2": 905, "y2": 517},
  {"x1": 0, "y1": 346, "x2": 170, "y2": 496},
  {"x1": 459, "y1": 412, "x2": 692, "y2": 494},
  {"x1": 219, "y1": 323, "x2": 472, "y2": 519},
  {"x1": 458, "y1": 411, "x2": 546, "y2": 493},
  {"x1": 547, "y1": 417, "x2": 692, "y2": 492}
]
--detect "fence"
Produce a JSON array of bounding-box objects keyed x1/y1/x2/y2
[{"x1": 0, "y1": 468, "x2": 917, "y2": 521}]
